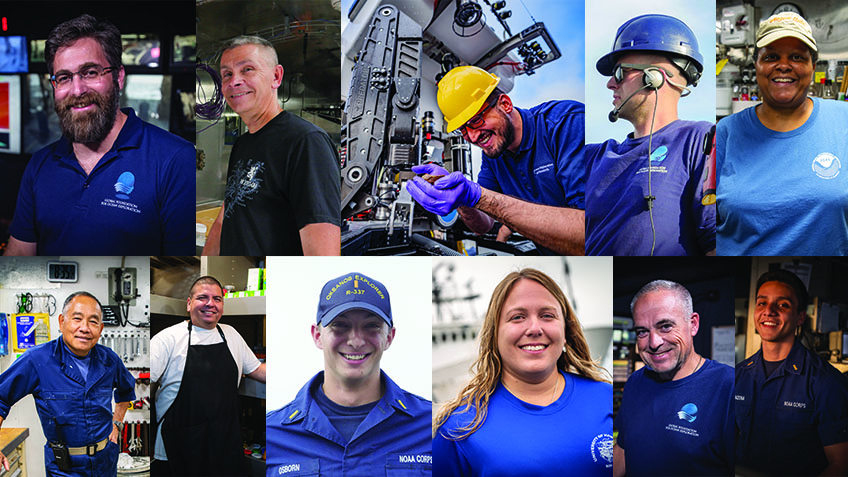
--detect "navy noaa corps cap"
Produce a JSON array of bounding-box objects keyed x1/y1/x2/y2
[{"x1": 317, "y1": 272, "x2": 393, "y2": 327}]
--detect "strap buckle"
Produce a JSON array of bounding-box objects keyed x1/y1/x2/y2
[{"x1": 85, "y1": 443, "x2": 98, "y2": 456}]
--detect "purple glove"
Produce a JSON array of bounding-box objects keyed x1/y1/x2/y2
[{"x1": 407, "y1": 164, "x2": 481, "y2": 215}]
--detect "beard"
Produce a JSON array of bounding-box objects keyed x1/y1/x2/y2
[
  {"x1": 479, "y1": 108, "x2": 516, "y2": 158},
  {"x1": 54, "y1": 79, "x2": 120, "y2": 145}
]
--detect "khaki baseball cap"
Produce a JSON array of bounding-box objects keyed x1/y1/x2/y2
[{"x1": 756, "y1": 12, "x2": 817, "y2": 51}]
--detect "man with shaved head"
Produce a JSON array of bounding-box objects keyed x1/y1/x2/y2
[
  {"x1": 203, "y1": 35, "x2": 341, "y2": 256},
  {"x1": 614, "y1": 279, "x2": 733, "y2": 476}
]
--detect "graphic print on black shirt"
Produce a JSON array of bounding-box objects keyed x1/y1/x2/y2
[{"x1": 224, "y1": 159, "x2": 265, "y2": 219}]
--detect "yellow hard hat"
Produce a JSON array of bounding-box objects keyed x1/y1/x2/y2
[{"x1": 437, "y1": 66, "x2": 500, "y2": 132}]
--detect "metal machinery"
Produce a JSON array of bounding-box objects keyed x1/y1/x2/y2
[{"x1": 340, "y1": 0, "x2": 561, "y2": 255}]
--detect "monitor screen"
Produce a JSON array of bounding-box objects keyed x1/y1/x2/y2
[
  {"x1": 843, "y1": 331, "x2": 848, "y2": 359},
  {"x1": 0, "y1": 36, "x2": 28, "y2": 73},
  {"x1": 0, "y1": 75, "x2": 21, "y2": 154}
]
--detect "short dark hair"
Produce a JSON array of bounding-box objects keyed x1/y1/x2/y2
[
  {"x1": 756, "y1": 269, "x2": 808, "y2": 312},
  {"x1": 45, "y1": 14, "x2": 123, "y2": 76},
  {"x1": 62, "y1": 291, "x2": 103, "y2": 319},
  {"x1": 189, "y1": 276, "x2": 224, "y2": 297}
]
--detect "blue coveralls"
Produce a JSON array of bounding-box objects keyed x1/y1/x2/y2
[
  {"x1": 266, "y1": 371, "x2": 432, "y2": 476},
  {"x1": 735, "y1": 339, "x2": 848, "y2": 476},
  {"x1": 0, "y1": 338, "x2": 136, "y2": 476}
]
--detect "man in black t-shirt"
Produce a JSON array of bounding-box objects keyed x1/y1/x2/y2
[{"x1": 203, "y1": 35, "x2": 340, "y2": 255}]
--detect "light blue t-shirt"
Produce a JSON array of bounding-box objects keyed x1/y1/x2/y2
[
  {"x1": 716, "y1": 98, "x2": 848, "y2": 255},
  {"x1": 434, "y1": 371, "x2": 613, "y2": 476}
]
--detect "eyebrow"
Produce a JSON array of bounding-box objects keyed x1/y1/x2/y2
[
  {"x1": 54, "y1": 61, "x2": 103, "y2": 75},
  {"x1": 220, "y1": 59, "x2": 257, "y2": 71},
  {"x1": 756, "y1": 294, "x2": 794, "y2": 301}
]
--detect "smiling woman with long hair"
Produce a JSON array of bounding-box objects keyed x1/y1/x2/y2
[{"x1": 433, "y1": 268, "x2": 613, "y2": 476}]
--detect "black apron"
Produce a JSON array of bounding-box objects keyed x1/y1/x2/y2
[{"x1": 160, "y1": 322, "x2": 246, "y2": 476}]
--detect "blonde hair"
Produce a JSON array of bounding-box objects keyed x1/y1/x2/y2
[{"x1": 433, "y1": 268, "x2": 609, "y2": 440}]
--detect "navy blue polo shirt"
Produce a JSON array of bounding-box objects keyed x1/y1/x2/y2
[
  {"x1": 477, "y1": 100, "x2": 585, "y2": 255},
  {"x1": 266, "y1": 371, "x2": 432, "y2": 476},
  {"x1": 10, "y1": 108, "x2": 195, "y2": 255},
  {"x1": 736, "y1": 339, "x2": 848, "y2": 476}
]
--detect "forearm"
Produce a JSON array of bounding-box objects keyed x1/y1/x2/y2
[
  {"x1": 300, "y1": 223, "x2": 341, "y2": 256},
  {"x1": 113, "y1": 401, "x2": 130, "y2": 423},
  {"x1": 201, "y1": 206, "x2": 224, "y2": 256},
  {"x1": 457, "y1": 206, "x2": 495, "y2": 235},
  {"x1": 475, "y1": 188, "x2": 585, "y2": 255},
  {"x1": 4, "y1": 237, "x2": 36, "y2": 256}
]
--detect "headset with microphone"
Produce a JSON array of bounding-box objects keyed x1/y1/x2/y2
[{"x1": 608, "y1": 64, "x2": 689, "y2": 123}]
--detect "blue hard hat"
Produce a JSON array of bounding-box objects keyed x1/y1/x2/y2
[{"x1": 596, "y1": 14, "x2": 704, "y2": 86}]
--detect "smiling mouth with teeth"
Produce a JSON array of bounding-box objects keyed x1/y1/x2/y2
[
  {"x1": 519, "y1": 344, "x2": 547, "y2": 351},
  {"x1": 341, "y1": 353, "x2": 369, "y2": 360}
]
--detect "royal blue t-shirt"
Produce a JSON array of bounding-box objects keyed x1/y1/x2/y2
[
  {"x1": 10, "y1": 108, "x2": 195, "y2": 255},
  {"x1": 585, "y1": 120, "x2": 715, "y2": 256},
  {"x1": 615, "y1": 359, "x2": 734, "y2": 476},
  {"x1": 477, "y1": 101, "x2": 585, "y2": 255},
  {"x1": 434, "y1": 371, "x2": 613, "y2": 476}
]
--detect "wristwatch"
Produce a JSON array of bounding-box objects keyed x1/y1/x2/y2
[{"x1": 113, "y1": 420, "x2": 124, "y2": 432}]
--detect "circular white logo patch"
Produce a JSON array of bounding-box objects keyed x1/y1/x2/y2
[{"x1": 812, "y1": 152, "x2": 840, "y2": 179}]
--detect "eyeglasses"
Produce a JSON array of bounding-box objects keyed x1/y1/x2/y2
[
  {"x1": 612, "y1": 63, "x2": 674, "y2": 84},
  {"x1": 50, "y1": 65, "x2": 118, "y2": 89},
  {"x1": 458, "y1": 95, "x2": 500, "y2": 137}
]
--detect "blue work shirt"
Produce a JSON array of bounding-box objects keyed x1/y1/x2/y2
[
  {"x1": 10, "y1": 108, "x2": 195, "y2": 255},
  {"x1": 736, "y1": 339, "x2": 848, "y2": 476},
  {"x1": 0, "y1": 338, "x2": 136, "y2": 475},
  {"x1": 266, "y1": 371, "x2": 432, "y2": 476},
  {"x1": 477, "y1": 101, "x2": 585, "y2": 255}
]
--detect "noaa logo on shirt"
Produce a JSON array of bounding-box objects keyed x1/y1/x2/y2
[
  {"x1": 650, "y1": 145, "x2": 668, "y2": 162},
  {"x1": 812, "y1": 152, "x2": 840, "y2": 179},
  {"x1": 677, "y1": 403, "x2": 698, "y2": 423},
  {"x1": 114, "y1": 171, "x2": 135, "y2": 199},
  {"x1": 590, "y1": 433, "x2": 613, "y2": 467}
]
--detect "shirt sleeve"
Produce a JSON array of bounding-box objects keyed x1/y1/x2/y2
[
  {"x1": 113, "y1": 357, "x2": 137, "y2": 403},
  {"x1": 476, "y1": 156, "x2": 501, "y2": 193},
  {"x1": 235, "y1": 331, "x2": 261, "y2": 376},
  {"x1": 158, "y1": 143, "x2": 196, "y2": 255},
  {"x1": 150, "y1": 328, "x2": 172, "y2": 384},
  {"x1": 688, "y1": 123, "x2": 717, "y2": 254},
  {"x1": 815, "y1": 373, "x2": 848, "y2": 446},
  {"x1": 9, "y1": 160, "x2": 39, "y2": 243},
  {"x1": 285, "y1": 131, "x2": 341, "y2": 230},
  {"x1": 0, "y1": 353, "x2": 37, "y2": 418},
  {"x1": 552, "y1": 106, "x2": 586, "y2": 209},
  {"x1": 433, "y1": 427, "x2": 472, "y2": 477}
]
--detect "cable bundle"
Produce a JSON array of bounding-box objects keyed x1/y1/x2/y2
[{"x1": 196, "y1": 62, "x2": 225, "y2": 124}]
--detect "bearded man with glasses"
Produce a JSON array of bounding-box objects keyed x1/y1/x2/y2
[
  {"x1": 6, "y1": 14, "x2": 194, "y2": 256},
  {"x1": 406, "y1": 65, "x2": 586, "y2": 256}
]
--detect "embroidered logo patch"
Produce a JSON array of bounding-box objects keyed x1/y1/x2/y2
[
  {"x1": 650, "y1": 145, "x2": 668, "y2": 162},
  {"x1": 812, "y1": 152, "x2": 840, "y2": 179},
  {"x1": 114, "y1": 171, "x2": 135, "y2": 199},
  {"x1": 677, "y1": 403, "x2": 698, "y2": 423}
]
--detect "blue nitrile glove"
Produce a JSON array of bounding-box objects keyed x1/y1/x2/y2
[{"x1": 407, "y1": 164, "x2": 481, "y2": 215}]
